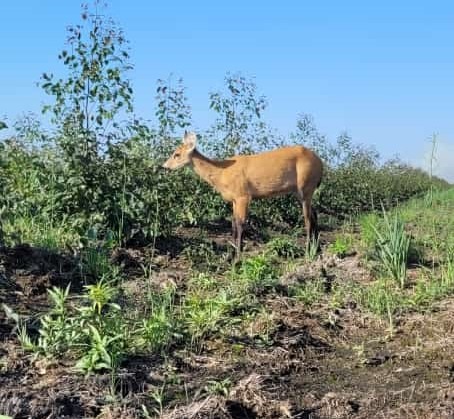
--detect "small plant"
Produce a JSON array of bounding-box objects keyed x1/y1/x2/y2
[
  {"x1": 34, "y1": 284, "x2": 76, "y2": 357},
  {"x1": 328, "y1": 282, "x2": 355, "y2": 310},
  {"x1": 352, "y1": 342, "x2": 367, "y2": 365},
  {"x1": 203, "y1": 378, "x2": 232, "y2": 397},
  {"x1": 182, "y1": 238, "x2": 220, "y2": 271},
  {"x1": 79, "y1": 228, "x2": 121, "y2": 282},
  {"x1": 328, "y1": 234, "x2": 353, "y2": 258},
  {"x1": 356, "y1": 279, "x2": 404, "y2": 318},
  {"x1": 75, "y1": 325, "x2": 124, "y2": 375},
  {"x1": 148, "y1": 383, "x2": 167, "y2": 416},
  {"x1": 1, "y1": 214, "x2": 81, "y2": 250},
  {"x1": 426, "y1": 133, "x2": 438, "y2": 206},
  {"x1": 183, "y1": 290, "x2": 231, "y2": 346},
  {"x1": 305, "y1": 235, "x2": 320, "y2": 262},
  {"x1": 236, "y1": 254, "x2": 279, "y2": 294},
  {"x1": 17, "y1": 276, "x2": 133, "y2": 377},
  {"x1": 139, "y1": 290, "x2": 178, "y2": 352},
  {"x1": 410, "y1": 261, "x2": 454, "y2": 309},
  {"x1": 240, "y1": 307, "x2": 277, "y2": 344},
  {"x1": 265, "y1": 236, "x2": 302, "y2": 258},
  {"x1": 291, "y1": 279, "x2": 325, "y2": 307},
  {"x1": 84, "y1": 279, "x2": 119, "y2": 315},
  {"x1": 17, "y1": 285, "x2": 75, "y2": 357},
  {"x1": 371, "y1": 210, "x2": 411, "y2": 288},
  {"x1": 17, "y1": 324, "x2": 37, "y2": 353},
  {"x1": 188, "y1": 272, "x2": 219, "y2": 291},
  {"x1": 443, "y1": 248, "x2": 454, "y2": 285}
]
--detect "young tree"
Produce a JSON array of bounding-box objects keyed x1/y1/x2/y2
[
  {"x1": 291, "y1": 113, "x2": 334, "y2": 165},
  {"x1": 207, "y1": 72, "x2": 269, "y2": 156},
  {"x1": 40, "y1": 0, "x2": 134, "y2": 156},
  {"x1": 39, "y1": 1, "x2": 135, "y2": 215},
  {"x1": 155, "y1": 75, "x2": 192, "y2": 156}
]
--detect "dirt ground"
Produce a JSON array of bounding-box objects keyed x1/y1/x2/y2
[{"x1": 1, "y1": 233, "x2": 454, "y2": 419}]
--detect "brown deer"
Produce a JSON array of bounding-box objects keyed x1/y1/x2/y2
[{"x1": 163, "y1": 132, "x2": 323, "y2": 258}]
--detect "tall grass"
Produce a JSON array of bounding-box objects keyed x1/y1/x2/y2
[{"x1": 370, "y1": 209, "x2": 411, "y2": 288}]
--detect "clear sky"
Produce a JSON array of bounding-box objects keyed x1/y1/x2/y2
[{"x1": 1, "y1": 1, "x2": 453, "y2": 181}]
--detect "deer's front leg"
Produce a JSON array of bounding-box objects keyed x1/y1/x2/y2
[{"x1": 233, "y1": 197, "x2": 250, "y2": 260}]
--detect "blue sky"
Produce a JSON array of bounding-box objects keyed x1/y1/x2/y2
[{"x1": 1, "y1": 1, "x2": 453, "y2": 180}]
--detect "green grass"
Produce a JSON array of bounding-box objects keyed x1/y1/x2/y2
[
  {"x1": 350, "y1": 188, "x2": 454, "y2": 317},
  {"x1": 233, "y1": 253, "x2": 280, "y2": 294},
  {"x1": 399, "y1": 188, "x2": 454, "y2": 259},
  {"x1": 138, "y1": 288, "x2": 178, "y2": 352},
  {"x1": 290, "y1": 279, "x2": 326, "y2": 307},
  {"x1": 1, "y1": 214, "x2": 81, "y2": 250}
]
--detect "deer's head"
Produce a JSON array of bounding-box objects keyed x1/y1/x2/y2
[{"x1": 162, "y1": 131, "x2": 197, "y2": 170}]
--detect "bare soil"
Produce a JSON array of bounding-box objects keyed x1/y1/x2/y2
[{"x1": 1, "y1": 231, "x2": 454, "y2": 419}]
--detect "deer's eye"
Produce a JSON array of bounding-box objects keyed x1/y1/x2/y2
[{"x1": 174, "y1": 153, "x2": 181, "y2": 158}]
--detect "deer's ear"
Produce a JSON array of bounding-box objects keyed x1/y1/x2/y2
[{"x1": 183, "y1": 131, "x2": 197, "y2": 151}]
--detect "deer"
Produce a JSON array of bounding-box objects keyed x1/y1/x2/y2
[{"x1": 162, "y1": 131, "x2": 323, "y2": 259}]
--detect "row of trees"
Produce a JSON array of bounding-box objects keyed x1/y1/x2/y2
[{"x1": 0, "y1": 2, "x2": 447, "y2": 247}]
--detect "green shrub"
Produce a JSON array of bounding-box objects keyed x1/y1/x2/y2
[
  {"x1": 265, "y1": 236, "x2": 302, "y2": 258},
  {"x1": 236, "y1": 254, "x2": 280, "y2": 293}
]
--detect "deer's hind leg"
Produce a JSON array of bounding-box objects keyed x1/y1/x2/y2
[
  {"x1": 231, "y1": 201, "x2": 238, "y2": 243},
  {"x1": 296, "y1": 185, "x2": 319, "y2": 248}
]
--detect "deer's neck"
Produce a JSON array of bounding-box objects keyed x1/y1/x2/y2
[{"x1": 191, "y1": 150, "x2": 225, "y2": 189}]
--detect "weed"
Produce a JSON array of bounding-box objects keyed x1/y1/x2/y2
[
  {"x1": 410, "y1": 262, "x2": 454, "y2": 309},
  {"x1": 75, "y1": 325, "x2": 124, "y2": 375},
  {"x1": 182, "y1": 238, "x2": 220, "y2": 271},
  {"x1": 2, "y1": 214, "x2": 80, "y2": 250},
  {"x1": 19, "y1": 280, "x2": 131, "y2": 376},
  {"x1": 139, "y1": 289, "x2": 178, "y2": 352},
  {"x1": 291, "y1": 279, "x2": 325, "y2": 307},
  {"x1": 265, "y1": 236, "x2": 302, "y2": 258},
  {"x1": 352, "y1": 343, "x2": 367, "y2": 365},
  {"x1": 370, "y1": 209, "x2": 411, "y2": 288},
  {"x1": 84, "y1": 279, "x2": 119, "y2": 315},
  {"x1": 328, "y1": 282, "x2": 353, "y2": 310},
  {"x1": 356, "y1": 279, "x2": 404, "y2": 318},
  {"x1": 17, "y1": 324, "x2": 37, "y2": 353},
  {"x1": 141, "y1": 405, "x2": 153, "y2": 419},
  {"x1": 240, "y1": 306, "x2": 277, "y2": 344},
  {"x1": 188, "y1": 272, "x2": 219, "y2": 291},
  {"x1": 305, "y1": 235, "x2": 320, "y2": 262},
  {"x1": 148, "y1": 384, "x2": 167, "y2": 416},
  {"x1": 359, "y1": 213, "x2": 381, "y2": 248},
  {"x1": 34, "y1": 284, "x2": 76, "y2": 357},
  {"x1": 328, "y1": 234, "x2": 353, "y2": 258},
  {"x1": 80, "y1": 236, "x2": 120, "y2": 282},
  {"x1": 203, "y1": 378, "x2": 232, "y2": 397},
  {"x1": 183, "y1": 289, "x2": 231, "y2": 346},
  {"x1": 235, "y1": 254, "x2": 279, "y2": 294}
]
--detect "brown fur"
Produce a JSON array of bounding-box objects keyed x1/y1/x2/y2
[{"x1": 163, "y1": 132, "x2": 323, "y2": 258}]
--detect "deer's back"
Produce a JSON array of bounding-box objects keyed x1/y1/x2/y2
[{"x1": 220, "y1": 146, "x2": 322, "y2": 199}]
